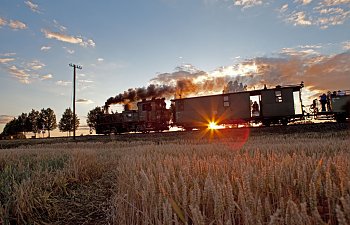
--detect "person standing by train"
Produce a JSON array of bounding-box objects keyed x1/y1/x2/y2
[
  {"x1": 326, "y1": 91, "x2": 332, "y2": 111},
  {"x1": 320, "y1": 93, "x2": 327, "y2": 112},
  {"x1": 252, "y1": 101, "x2": 260, "y2": 116}
]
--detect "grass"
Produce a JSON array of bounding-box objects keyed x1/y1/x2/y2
[{"x1": 0, "y1": 124, "x2": 349, "y2": 224}]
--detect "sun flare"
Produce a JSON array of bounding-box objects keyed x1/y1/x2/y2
[{"x1": 208, "y1": 122, "x2": 221, "y2": 130}]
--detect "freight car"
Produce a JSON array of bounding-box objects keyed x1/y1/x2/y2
[
  {"x1": 96, "y1": 98, "x2": 171, "y2": 134},
  {"x1": 96, "y1": 83, "x2": 349, "y2": 134}
]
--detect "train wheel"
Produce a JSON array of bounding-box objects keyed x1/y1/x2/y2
[
  {"x1": 335, "y1": 114, "x2": 347, "y2": 123},
  {"x1": 281, "y1": 118, "x2": 288, "y2": 126},
  {"x1": 262, "y1": 120, "x2": 271, "y2": 127}
]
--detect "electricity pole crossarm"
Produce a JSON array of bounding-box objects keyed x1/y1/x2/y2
[{"x1": 69, "y1": 63, "x2": 82, "y2": 140}]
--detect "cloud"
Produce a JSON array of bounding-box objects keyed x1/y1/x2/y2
[
  {"x1": 78, "y1": 79, "x2": 94, "y2": 91},
  {"x1": 0, "y1": 115, "x2": 14, "y2": 124},
  {"x1": 76, "y1": 99, "x2": 94, "y2": 104},
  {"x1": 280, "y1": 0, "x2": 350, "y2": 29},
  {"x1": 280, "y1": 47, "x2": 319, "y2": 57},
  {"x1": 1, "y1": 56, "x2": 52, "y2": 84},
  {"x1": 298, "y1": 44, "x2": 322, "y2": 49},
  {"x1": 0, "y1": 58, "x2": 15, "y2": 64},
  {"x1": 314, "y1": 7, "x2": 350, "y2": 29},
  {"x1": 8, "y1": 65, "x2": 30, "y2": 84},
  {"x1": 24, "y1": 0, "x2": 41, "y2": 13},
  {"x1": 40, "y1": 46, "x2": 51, "y2": 51},
  {"x1": 233, "y1": 0, "x2": 263, "y2": 9},
  {"x1": 8, "y1": 20, "x2": 27, "y2": 30},
  {"x1": 323, "y1": 0, "x2": 350, "y2": 6},
  {"x1": 286, "y1": 11, "x2": 312, "y2": 26},
  {"x1": 27, "y1": 60, "x2": 45, "y2": 70},
  {"x1": 97, "y1": 58, "x2": 104, "y2": 62},
  {"x1": 343, "y1": 41, "x2": 350, "y2": 50},
  {"x1": 56, "y1": 80, "x2": 72, "y2": 86},
  {"x1": 1, "y1": 53, "x2": 16, "y2": 57},
  {"x1": 41, "y1": 74, "x2": 53, "y2": 80},
  {"x1": 294, "y1": 0, "x2": 312, "y2": 5},
  {"x1": 63, "y1": 47, "x2": 75, "y2": 54},
  {"x1": 0, "y1": 17, "x2": 7, "y2": 27},
  {"x1": 53, "y1": 19, "x2": 67, "y2": 32},
  {"x1": 79, "y1": 79, "x2": 94, "y2": 83},
  {"x1": 82, "y1": 39, "x2": 96, "y2": 48},
  {"x1": 279, "y1": 4, "x2": 288, "y2": 13},
  {"x1": 0, "y1": 18, "x2": 27, "y2": 30},
  {"x1": 240, "y1": 51, "x2": 350, "y2": 92},
  {"x1": 41, "y1": 29, "x2": 95, "y2": 47}
]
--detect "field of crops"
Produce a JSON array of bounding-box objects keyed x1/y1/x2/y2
[{"x1": 1, "y1": 124, "x2": 350, "y2": 224}]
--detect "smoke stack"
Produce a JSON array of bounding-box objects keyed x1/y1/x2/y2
[{"x1": 103, "y1": 104, "x2": 109, "y2": 114}]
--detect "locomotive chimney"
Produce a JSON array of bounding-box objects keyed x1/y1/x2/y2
[{"x1": 104, "y1": 103, "x2": 110, "y2": 114}]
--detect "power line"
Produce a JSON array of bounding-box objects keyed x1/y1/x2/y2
[{"x1": 69, "y1": 63, "x2": 82, "y2": 140}]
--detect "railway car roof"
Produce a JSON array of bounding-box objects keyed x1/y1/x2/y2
[{"x1": 171, "y1": 84, "x2": 302, "y2": 102}]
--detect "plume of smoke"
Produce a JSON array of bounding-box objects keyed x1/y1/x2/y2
[
  {"x1": 105, "y1": 84, "x2": 176, "y2": 106},
  {"x1": 105, "y1": 69, "x2": 244, "y2": 106}
]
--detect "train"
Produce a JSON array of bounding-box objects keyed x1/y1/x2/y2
[{"x1": 95, "y1": 82, "x2": 350, "y2": 134}]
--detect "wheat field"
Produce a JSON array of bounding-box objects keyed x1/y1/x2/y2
[{"x1": 0, "y1": 127, "x2": 349, "y2": 224}]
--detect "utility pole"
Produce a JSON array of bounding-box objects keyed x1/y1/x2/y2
[{"x1": 69, "y1": 63, "x2": 82, "y2": 140}]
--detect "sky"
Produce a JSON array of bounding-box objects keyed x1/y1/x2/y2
[{"x1": 0, "y1": 0, "x2": 349, "y2": 135}]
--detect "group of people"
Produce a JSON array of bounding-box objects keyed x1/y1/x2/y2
[{"x1": 319, "y1": 90, "x2": 345, "y2": 112}]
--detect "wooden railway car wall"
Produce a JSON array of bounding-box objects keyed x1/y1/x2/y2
[
  {"x1": 259, "y1": 85, "x2": 303, "y2": 126},
  {"x1": 171, "y1": 84, "x2": 304, "y2": 129}
]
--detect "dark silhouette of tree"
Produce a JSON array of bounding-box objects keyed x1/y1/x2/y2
[
  {"x1": 2, "y1": 117, "x2": 20, "y2": 136},
  {"x1": 87, "y1": 106, "x2": 104, "y2": 133},
  {"x1": 59, "y1": 108, "x2": 79, "y2": 136},
  {"x1": 39, "y1": 108, "x2": 57, "y2": 137},
  {"x1": 17, "y1": 113, "x2": 31, "y2": 134},
  {"x1": 28, "y1": 109, "x2": 40, "y2": 138},
  {"x1": 224, "y1": 80, "x2": 248, "y2": 93}
]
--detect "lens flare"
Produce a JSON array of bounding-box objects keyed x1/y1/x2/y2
[
  {"x1": 197, "y1": 119, "x2": 250, "y2": 151},
  {"x1": 208, "y1": 122, "x2": 220, "y2": 130}
]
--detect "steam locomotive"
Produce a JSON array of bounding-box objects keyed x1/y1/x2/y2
[
  {"x1": 96, "y1": 98, "x2": 171, "y2": 134},
  {"x1": 95, "y1": 83, "x2": 350, "y2": 134}
]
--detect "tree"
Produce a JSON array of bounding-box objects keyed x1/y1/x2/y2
[
  {"x1": 2, "y1": 117, "x2": 20, "y2": 136},
  {"x1": 87, "y1": 106, "x2": 104, "y2": 133},
  {"x1": 28, "y1": 109, "x2": 40, "y2": 138},
  {"x1": 58, "y1": 108, "x2": 79, "y2": 136},
  {"x1": 39, "y1": 108, "x2": 57, "y2": 137},
  {"x1": 17, "y1": 113, "x2": 31, "y2": 134}
]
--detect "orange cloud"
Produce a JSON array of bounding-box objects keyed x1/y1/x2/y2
[
  {"x1": 8, "y1": 20, "x2": 27, "y2": 30},
  {"x1": 41, "y1": 29, "x2": 95, "y2": 47},
  {"x1": 0, "y1": 58, "x2": 15, "y2": 64},
  {"x1": 0, "y1": 17, "x2": 6, "y2": 27}
]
